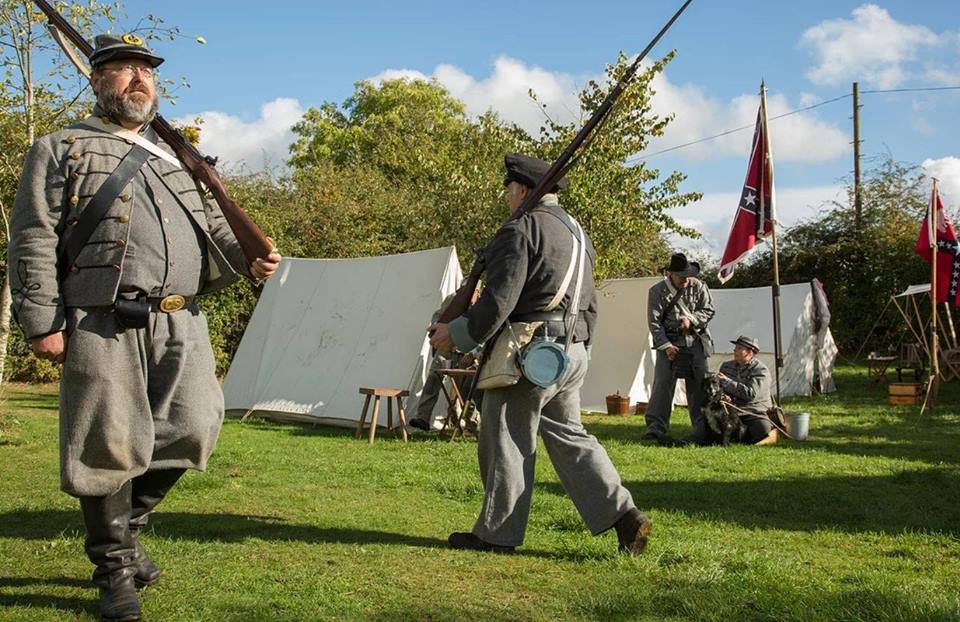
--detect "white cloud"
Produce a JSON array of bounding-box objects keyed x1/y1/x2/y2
[
  {"x1": 670, "y1": 185, "x2": 847, "y2": 260},
  {"x1": 371, "y1": 57, "x2": 848, "y2": 164},
  {"x1": 800, "y1": 4, "x2": 946, "y2": 88},
  {"x1": 369, "y1": 56, "x2": 584, "y2": 133},
  {"x1": 174, "y1": 97, "x2": 305, "y2": 172},
  {"x1": 643, "y1": 81, "x2": 849, "y2": 163},
  {"x1": 922, "y1": 157, "x2": 960, "y2": 208}
]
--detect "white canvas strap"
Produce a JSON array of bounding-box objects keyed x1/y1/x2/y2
[
  {"x1": 545, "y1": 231, "x2": 579, "y2": 312},
  {"x1": 78, "y1": 116, "x2": 182, "y2": 169},
  {"x1": 663, "y1": 276, "x2": 698, "y2": 324}
]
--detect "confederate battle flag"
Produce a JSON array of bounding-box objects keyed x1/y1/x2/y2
[
  {"x1": 718, "y1": 94, "x2": 775, "y2": 284},
  {"x1": 916, "y1": 183, "x2": 960, "y2": 308}
]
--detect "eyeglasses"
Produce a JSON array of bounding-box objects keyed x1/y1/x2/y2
[{"x1": 103, "y1": 64, "x2": 157, "y2": 80}]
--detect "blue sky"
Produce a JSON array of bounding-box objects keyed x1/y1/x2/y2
[{"x1": 109, "y1": 0, "x2": 959, "y2": 257}]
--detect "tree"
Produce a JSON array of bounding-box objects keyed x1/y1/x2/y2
[
  {"x1": 289, "y1": 52, "x2": 699, "y2": 280},
  {"x1": 704, "y1": 157, "x2": 932, "y2": 353}
]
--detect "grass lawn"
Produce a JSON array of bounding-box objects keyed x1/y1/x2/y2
[{"x1": 0, "y1": 366, "x2": 958, "y2": 621}]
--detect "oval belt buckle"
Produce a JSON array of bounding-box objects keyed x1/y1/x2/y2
[{"x1": 159, "y1": 294, "x2": 186, "y2": 313}]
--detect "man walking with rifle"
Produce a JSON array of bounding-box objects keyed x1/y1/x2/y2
[
  {"x1": 8, "y1": 34, "x2": 280, "y2": 621},
  {"x1": 429, "y1": 155, "x2": 652, "y2": 555}
]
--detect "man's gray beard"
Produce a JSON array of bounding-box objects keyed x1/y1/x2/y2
[{"x1": 99, "y1": 88, "x2": 158, "y2": 125}]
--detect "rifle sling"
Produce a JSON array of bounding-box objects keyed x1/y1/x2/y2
[{"x1": 58, "y1": 131, "x2": 154, "y2": 278}]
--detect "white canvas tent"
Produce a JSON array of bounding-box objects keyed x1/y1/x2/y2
[
  {"x1": 581, "y1": 278, "x2": 837, "y2": 411},
  {"x1": 222, "y1": 247, "x2": 462, "y2": 426}
]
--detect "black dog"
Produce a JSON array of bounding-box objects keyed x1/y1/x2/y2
[{"x1": 701, "y1": 373, "x2": 745, "y2": 446}]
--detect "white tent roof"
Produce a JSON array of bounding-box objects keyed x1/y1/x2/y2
[
  {"x1": 581, "y1": 278, "x2": 837, "y2": 411},
  {"x1": 222, "y1": 247, "x2": 462, "y2": 426},
  {"x1": 896, "y1": 284, "x2": 931, "y2": 297}
]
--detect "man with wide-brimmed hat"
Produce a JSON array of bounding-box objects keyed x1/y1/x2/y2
[
  {"x1": 429, "y1": 153, "x2": 652, "y2": 556},
  {"x1": 8, "y1": 33, "x2": 280, "y2": 621},
  {"x1": 716, "y1": 335, "x2": 777, "y2": 445},
  {"x1": 644, "y1": 252, "x2": 715, "y2": 444}
]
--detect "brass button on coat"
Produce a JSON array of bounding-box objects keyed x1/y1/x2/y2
[
  {"x1": 70, "y1": 153, "x2": 82, "y2": 161},
  {"x1": 70, "y1": 195, "x2": 79, "y2": 206},
  {"x1": 70, "y1": 171, "x2": 81, "y2": 180},
  {"x1": 65, "y1": 135, "x2": 77, "y2": 144},
  {"x1": 120, "y1": 193, "x2": 132, "y2": 202},
  {"x1": 117, "y1": 214, "x2": 130, "y2": 223},
  {"x1": 113, "y1": 264, "x2": 122, "y2": 272},
  {"x1": 116, "y1": 239, "x2": 126, "y2": 247}
]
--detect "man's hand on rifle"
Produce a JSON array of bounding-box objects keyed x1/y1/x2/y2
[
  {"x1": 250, "y1": 251, "x2": 282, "y2": 281},
  {"x1": 428, "y1": 322, "x2": 456, "y2": 357},
  {"x1": 679, "y1": 317, "x2": 692, "y2": 332}
]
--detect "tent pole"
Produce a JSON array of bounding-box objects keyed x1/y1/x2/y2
[
  {"x1": 892, "y1": 297, "x2": 930, "y2": 360},
  {"x1": 943, "y1": 302, "x2": 958, "y2": 351},
  {"x1": 760, "y1": 82, "x2": 783, "y2": 404},
  {"x1": 909, "y1": 294, "x2": 930, "y2": 357}
]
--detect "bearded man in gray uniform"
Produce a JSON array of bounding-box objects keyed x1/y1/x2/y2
[
  {"x1": 644, "y1": 253, "x2": 715, "y2": 444},
  {"x1": 429, "y1": 154, "x2": 652, "y2": 555},
  {"x1": 7, "y1": 35, "x2": 280, "y2": 621}
]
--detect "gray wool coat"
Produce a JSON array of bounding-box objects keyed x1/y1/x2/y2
[{"x1": 8, "y1": 114, "x2": 249, "y2": 496}]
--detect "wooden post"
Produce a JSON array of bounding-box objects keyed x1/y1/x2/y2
[{"x1": 853, "y1": 82, "x2": 863, "y2": 227}]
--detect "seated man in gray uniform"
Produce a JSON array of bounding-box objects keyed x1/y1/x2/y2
[
  {"x1": 428, "y1": 154, "x2": 652, "y2": 555},
  {"x1": 716, "y1": 335, "x2": 778, "y2": 445},
  {"x1": 644, "y1": 253, "x2": 715, "y2": 444},
  {"x1": 8, "y1": 34, "x2": 281, "y2": 621}
]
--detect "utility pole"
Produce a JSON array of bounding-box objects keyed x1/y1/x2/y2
[{"x1": 852, "y1": 82, "x2": 863, "y2": 226}]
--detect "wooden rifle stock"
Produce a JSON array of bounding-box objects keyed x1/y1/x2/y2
[
  {"x1": 32, "y1": 0, "x2": 274, "y2": 264},
  {"x1": 438, "y1": 0, "x2": 694, "y2": 326}
]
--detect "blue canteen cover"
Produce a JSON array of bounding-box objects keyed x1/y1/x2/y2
[{"x1": 520, "y1": 340, "x2": 569, "y2": 388}]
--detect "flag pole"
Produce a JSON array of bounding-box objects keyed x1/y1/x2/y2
[
  {"x1": 760, "y1": 81, "x2": 783, "y2": 404},
  {"x1": 919, "y1": 180, "x2": 940, "y2": 417}
]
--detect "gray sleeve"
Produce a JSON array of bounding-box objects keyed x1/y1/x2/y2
[
  {"x1": 461, "y1": 223, "x2": 530, "y2": 345},
  {"x1": 720, "y1": 364, "x2": 769, "y2": 403},
  {"x1": 199, "y1": 187, "x2": 251, "y2": 278},
  {"x1": 692, "y1": 281, "x2": 715, "y2": 329},
  {"x1": 647, "y1": 284, "x2": 671, "y2": 350},
  {"x1": 7, "y1": 139, "x2": 67, "y2": 339}
]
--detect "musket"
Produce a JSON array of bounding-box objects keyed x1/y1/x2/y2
[
  {"x1": 437, "y1": 0, "x2": 694, "y2": 327},
  {"x1": 32, "y1": 0, "x2": 275, "y2": 264}
]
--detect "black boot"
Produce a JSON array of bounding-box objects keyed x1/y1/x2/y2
[
  {"x1": 129, "y1": 469, "x2": 185, "y2": 588},
  {"x1": 614, "y1": 508, "x2": 653, "y2": 555},
  {"x1": 79, "y1": 482, "x2": 141, "y2": 622}
]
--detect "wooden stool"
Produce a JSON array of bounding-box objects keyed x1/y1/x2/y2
[
  {"x1": 866, "y1": 353, "x2": 896, "y2": 385},
  {"x1": 356, "y1": 388, "x2": 409, "y2": 444}
]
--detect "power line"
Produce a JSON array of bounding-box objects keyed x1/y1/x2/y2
[
  {"x1": 629, "y1": 85, "x2": 960, "y2": 162},
  {"x1": 862, "y1": 85, "x2": 960, "y2": 94}
]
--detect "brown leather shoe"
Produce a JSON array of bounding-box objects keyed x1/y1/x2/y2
[
  {"x1": 447, "y1": 532, "x2": 515, "y2": 554},
  {"x1": 614, "y1": 508, "x2": 653, "y2": 554}
]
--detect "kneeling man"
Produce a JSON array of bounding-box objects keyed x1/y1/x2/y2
[{"x1": 716, "y1": 336, "x2": 778, "y2": 445}]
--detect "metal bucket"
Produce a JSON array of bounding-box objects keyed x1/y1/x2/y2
[{"x1": 785, "y1": 412, "x2": 810, "y2": 441}]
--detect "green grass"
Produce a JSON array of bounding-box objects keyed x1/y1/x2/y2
[{"x1": 0, "y1": 367, "x2": 958, "y2": 621}]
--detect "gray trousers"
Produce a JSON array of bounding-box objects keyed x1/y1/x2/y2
[
  {"x1": 415, "y1": 355, "x2": 451, "y2": 423},
  {"x1": 60, "y1": 305, "x2": 224, "y2": 497},
  {"x1": 644, "y1": 341, "x2": 708, "y2": 438},
  {"x1": 471, "y1": 342, "x2": 634, "y2": 547}
]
